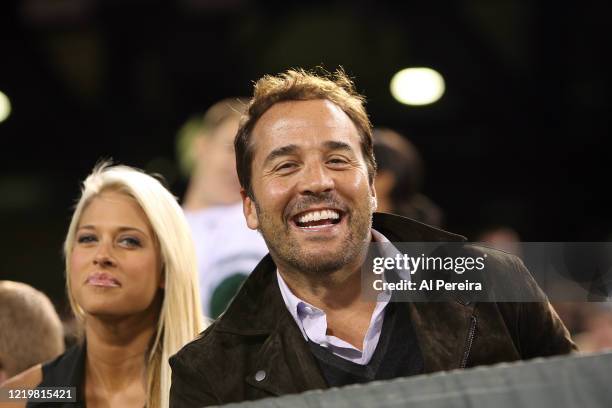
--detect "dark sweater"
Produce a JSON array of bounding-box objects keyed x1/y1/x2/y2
[{"x1": 308, "y1": 302, "x2": 424, "y2": 387}]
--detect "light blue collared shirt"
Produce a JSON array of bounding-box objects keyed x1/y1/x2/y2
[{"x1": 277, "y1": 229, "x2": 401, "y2": 365}]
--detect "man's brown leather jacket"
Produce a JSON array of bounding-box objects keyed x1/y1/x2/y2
[{"x1": 170, "y1": 213, "x2": 576, "y2": 407}]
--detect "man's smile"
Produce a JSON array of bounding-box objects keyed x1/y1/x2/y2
[
  {"x1": 293, "y1": 208, "x2": 342, "y2": 227},
  {"x1": 288, "y1": 207, "x2": 348, "y2": 235}
]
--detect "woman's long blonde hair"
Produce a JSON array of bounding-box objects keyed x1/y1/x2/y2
[{"x1": 63, "y1": 162, "x2": 205, "y2": 408}]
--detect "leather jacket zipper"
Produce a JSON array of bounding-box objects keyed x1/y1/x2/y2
[{"x1": 460, "y1": 315, "x2": 477, "y2": 368}]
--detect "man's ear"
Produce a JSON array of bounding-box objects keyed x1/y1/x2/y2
[
  {"x1": 241, "y1": 189, "x2": 259, "y2": 230},
  {"x1": 370, "y1": 183, "x2": 378, "y2": 211}
]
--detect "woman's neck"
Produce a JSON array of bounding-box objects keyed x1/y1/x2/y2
[
  {"x1": 83, "y1": 300, "x2": 160, "y2": 407},
  {"x1": 85, "y1": 315, "x2": 156, "y2": 384}
]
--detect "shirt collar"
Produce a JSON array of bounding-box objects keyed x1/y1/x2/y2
[
  {"x1": 276, "y1": 228, "x2": 393, "y2": 341},
  {"x1": 276, "y1": 268, "x2": 310, "y2": 339}
]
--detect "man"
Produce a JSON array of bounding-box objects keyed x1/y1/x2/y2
[
  {"x1": 0, "y1": 281, "x2": 64, "y2": 384},
  {"x1": 177, "y1": 99, "x2": 268, "y2": 318},
  {"x1": 169, "y1": 69, "x2": 575, "y2": 407}
]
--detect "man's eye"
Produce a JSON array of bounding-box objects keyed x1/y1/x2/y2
[
  {"x1": 77, "y1": 234, "x2": 97, "y2": 244},
  {"x1": 328, "y1": 157, "x2": 349, "y2": 165},
  {"x1": 119, "y1": 237, "x2": 142, "y2": 247},
  {"x1": 276, "y1": 162, "x2": 298, "y2": 172}
]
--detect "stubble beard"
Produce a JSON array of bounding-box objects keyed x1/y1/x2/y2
[{"x1": 253, "y1": 197, "x2": 374, "y2": 278}]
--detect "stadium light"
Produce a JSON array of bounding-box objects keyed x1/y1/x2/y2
[
  {"x1": 390, "y1": 67, "x2": 445, "y2": 106},
  {"x1": 0, "y1": 90, "x2": 11, "y2": 123}
]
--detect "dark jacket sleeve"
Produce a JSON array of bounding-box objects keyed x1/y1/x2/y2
[
  {"x1": 169, "y1": 351, "x2": 219, "y2": 408},
  {"x1": 510, "y1": 256, "x2": 578, "y2": 358}
]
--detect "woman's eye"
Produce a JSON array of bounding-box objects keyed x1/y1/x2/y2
[
  {"x1": 119, "y1": 237, "x2": 142, "y2": 247},
  {"x1": 77, "y1": 234, "x2": 96, "y2": 244}
]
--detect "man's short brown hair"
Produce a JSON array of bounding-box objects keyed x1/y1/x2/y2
[{"x1": 235, "y1": 68, "x2": 377, "y2": 196}]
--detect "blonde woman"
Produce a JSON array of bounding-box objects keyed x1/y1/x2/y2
[{"x1": 3, "y1": 163, "x2": 205, "y2": 408}]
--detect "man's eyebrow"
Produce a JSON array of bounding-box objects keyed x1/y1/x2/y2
[
  {"x1": 324, "y1": 140, "x2": 354, "y2": 152},
  {"x1": 263, "y1": 141, "x2": 355, "y2": 165},
  {"x1": 264, "y1": 144, "x2": 299, "y2": 165}
]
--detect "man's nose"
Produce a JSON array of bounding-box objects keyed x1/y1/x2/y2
[
  {"x1": 93, "y1": 240, "x2": 116, "y2": 268},
  {"x1": 298, "y1": 162, "x2": 334, "y2": 195}
]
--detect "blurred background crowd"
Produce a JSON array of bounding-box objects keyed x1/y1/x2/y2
[{"x1": 1, "y1": 0, "x2": 611, "y2": 380}]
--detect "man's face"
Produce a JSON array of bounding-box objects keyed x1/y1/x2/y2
[{"x1": 243, "y1": 99, "x2": 376, "y2": 276}]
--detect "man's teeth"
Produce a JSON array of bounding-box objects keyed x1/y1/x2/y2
[{"x1": 297, "y1": 209, "x2": 340, "y2": 224}]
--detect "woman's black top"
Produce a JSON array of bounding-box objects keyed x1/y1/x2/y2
[{"x1": 26, "y1": 343, "x2": 86, "y2": 408}]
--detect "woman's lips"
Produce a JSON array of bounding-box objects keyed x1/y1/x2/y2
[{"x1": 86, "y1": 272, "x2": 121, "y2": 288}]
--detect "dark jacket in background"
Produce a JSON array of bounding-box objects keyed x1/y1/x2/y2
[{"x1": 169, "y1": 213, "x2": 576, "y2": 407}]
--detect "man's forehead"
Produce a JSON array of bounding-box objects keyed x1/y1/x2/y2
[{"x1": 255, "y1": 99, "x2": 355, "y2": 132}]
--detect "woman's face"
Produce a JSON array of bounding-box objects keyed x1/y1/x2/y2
[{"x1": 70, "y1": 190, "x2": 163, "y2": 319}]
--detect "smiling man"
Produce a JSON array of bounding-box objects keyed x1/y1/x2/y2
[{"x1": 169, "y1": 69, "x2": 576, "y2": 407}]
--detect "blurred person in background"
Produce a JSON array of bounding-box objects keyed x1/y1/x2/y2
[
  {"x1": 550, "y1": 302, "x2": 589, "y2": 337},
  {"x1": 477, "y1": 228, "x2": 612, "y2": 338},
  {"x1": 476, "y1": 225, "x2": 522, "y2": 257},
  {"x1": 2, "y1": 163, "x2": 204, "y2": 408},
  {"x1": 176, "y1": 98, "x2": 267, "y2": 318},
  {"x1": 372, "y1": 128, "x2": 443, "y2": 227},
  {"x1": 573, "y1": 303, "x2": 612, "y2": 353},
  {"x1": 0, "y1": 281, "x2": 64, "y2": 384}
]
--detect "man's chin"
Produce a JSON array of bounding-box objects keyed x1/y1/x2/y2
[
  {"x1": 290, "y1": 255, "x2": 347, "y2": 276},
  {"x1": 289, "y1": 225, "x2": 348, "y2": 247},
  {"x1": 294, "y1": 240, "x2": 346, "y2": 259}
]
